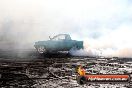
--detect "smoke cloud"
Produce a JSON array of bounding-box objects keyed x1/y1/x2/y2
[
  {"x1": 0, "y1": 0, "x2": 132, "y2": 57},
  {"x1": 71, "y1": 27, "x2": 132, "y2": 58}
]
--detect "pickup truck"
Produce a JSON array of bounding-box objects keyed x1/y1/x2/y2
[{"x1": 34, "y1": 34, "x2": 83, "y2": 54}]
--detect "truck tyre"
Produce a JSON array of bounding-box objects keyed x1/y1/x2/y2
[{"x1": 37, "y1": 46, "x2": 46, "y2": 54}]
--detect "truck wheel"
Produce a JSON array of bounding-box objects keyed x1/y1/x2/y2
[
  {"x1": 77, "y1": 76, "x2": 87, "y2": 85},
  {"x1": 71, "y1": 45, "x2": 79, "y2": 51},
  {"x1": 69, "y1": 45, "x2": 79, "y2": 56},
  {"x1": 37, "y1": 46, "x2": 46, "y2": 54}
]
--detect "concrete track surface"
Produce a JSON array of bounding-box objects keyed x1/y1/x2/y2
[{"x1": 0, "y1": 50, "x2": 132, "y2": 88}]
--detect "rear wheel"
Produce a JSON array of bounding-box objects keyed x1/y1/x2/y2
[
  {"x1": 71, "y1": 44, "x2": 80, "y2": 51},
  {"x1": 37, "y1": 46, "x2": 46, "y2": 54},
  {"x1": 69, "y1": 45, "x2": 79, "y2": 55}
]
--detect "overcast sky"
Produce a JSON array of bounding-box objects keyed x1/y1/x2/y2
[{"x1": 0, "y1": 0, "x2": 132, "y2": 57}]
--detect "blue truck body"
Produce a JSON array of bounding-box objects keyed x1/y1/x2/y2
[{"x1": 34, "y1": 34, "x2": 83, "y2": 53}]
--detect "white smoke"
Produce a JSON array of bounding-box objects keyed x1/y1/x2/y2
[{"x1": 71, "y1": 25, "x2": 132, "y2": 58}]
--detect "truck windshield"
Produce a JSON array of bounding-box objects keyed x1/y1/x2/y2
[
  {"x1": 52, "y1": 35, "x2": 65, "y2": 40},
  {"x1": 51, "y1": 34, "x2": 71, "y2": 41}
]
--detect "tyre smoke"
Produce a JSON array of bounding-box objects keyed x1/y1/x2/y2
[{"x1": 71, "y1": 27, "x2": 132, "y2": 58}]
